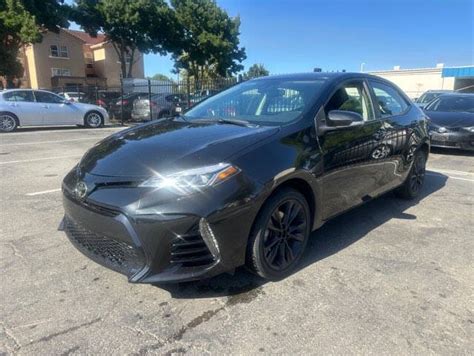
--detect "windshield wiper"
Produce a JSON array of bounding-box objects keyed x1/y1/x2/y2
[{"x1": 192, "y1": 118, "x2": 256, "y2": 127}]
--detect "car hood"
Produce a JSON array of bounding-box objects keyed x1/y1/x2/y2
[
  {"x1": 425, "y1": 111, "x2": 474, "y2": 127},
  {"x1": 78, "y1": 119, "x2": 279, "y2": 177}
]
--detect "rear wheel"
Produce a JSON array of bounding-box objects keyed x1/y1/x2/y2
[
  {"x1": 84, "y1": 111, "x2": 103, "y2": 128},
  {"x1": 0, "y1": 113, "x2": 18, "y2": 133},
  {"x1": 395, "y1": 150, "x2": 426, "y2": 199},
  {"x1": 247, "y1": 188, "x2": 310, "y2": 280}
]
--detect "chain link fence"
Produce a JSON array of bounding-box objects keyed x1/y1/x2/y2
[{"x1": 52, "y1": 77, "x2": 240, "y2": 125}]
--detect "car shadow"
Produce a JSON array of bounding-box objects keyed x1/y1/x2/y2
[
  {"x1": 431, "y1": 147, "x2": 474, "y2": 157},
  {"x1": 157, "y1": 173, "x2": 448, "y2": 299}
]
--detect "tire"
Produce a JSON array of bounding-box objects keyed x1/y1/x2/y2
[
  {"x1": 0, "y1": 112, "x2": 18, "y2": 133},
  {"x1": 395, "y1": 150, "x2": 426, "y2": 199},
  {"x1": 246, "y1": 188, "x2": 311, "y2": 280},
  {"x1": 84, "y1": 111, "x2": 103, "y2": 128},
  {"x1": 158, "y1": 111, "x2": 170, "y2": 119}
]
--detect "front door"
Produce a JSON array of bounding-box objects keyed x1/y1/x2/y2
[
  {"x1": 317, "y1": 79, "x2": 387, "y2": 219},
  {"x1": 34, "y1": 91, "x2": 79, "y2": 125}
]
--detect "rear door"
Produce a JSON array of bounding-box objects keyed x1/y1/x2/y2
[
  {"x1": 367, "y1": 79, "x2": 415, "y2": 192},
  {"x1": 3, "y1": 90, "x2": 43, "y2": 126},
  {"x1": 317, "y1": 79, "x2": 386, "y2": 219}
]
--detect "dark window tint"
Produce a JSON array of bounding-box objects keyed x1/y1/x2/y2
[
  {"x1": 370, "y1": 81, "x2": 408, "y2": 117},
  {"x1": 325, "y1": 81, "x2": 374, "y2": 121},
  {"x1": 34, "y1": 91, "x2": 64, "y2": 104},
  {"x1": 425, "y1": 95, "x2": 474, "y2": 113},
  {"x1": 3, "y1": 91, "x2": 35, "y2": 102}
]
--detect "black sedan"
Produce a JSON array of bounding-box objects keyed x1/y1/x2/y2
[
  {"x1": 60, "y1": 73, "x2": 430, "y2": 283},
  {"x1": 425, "y1": 93, "x2": 474, "y2": 151}
]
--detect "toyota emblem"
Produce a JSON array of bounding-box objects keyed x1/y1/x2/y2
[{"x1": 75, "y1": 181, "x2": 88, "y2": 199}]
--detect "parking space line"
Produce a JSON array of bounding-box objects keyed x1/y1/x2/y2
[
  {"x1": 426, "y1": 172, "x2": 474, "y2": 183},
  {"x1": 430, "y1": 168, "x2": 474, "y2": 177},
  {"x1": 0, "y1": 138, "x2": 103, "y2": 147},
  {"x1": 26, "y1": 188, "x2": 61, "y2": 196},
  {"x1": 0, "y1": 155, "x2": 80, "y2": 165}
]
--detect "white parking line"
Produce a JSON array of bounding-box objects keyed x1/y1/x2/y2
[
  {"x1": 26, "y1": 188, "x2": 61, "y2": 196},
  {"x1": 427, "y1": 172, "x2": 474, "y2": 182},
  {"x1": 0, "y1": 137, "x2": 104, "y2": 147},
  {"x1": 0, "y1": 155, "x2": 80, "y2": 165},
  {"x1": 430, "y1": 168, "x2": 474, "y2": 177}
]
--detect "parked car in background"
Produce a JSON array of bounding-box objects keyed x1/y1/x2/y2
[
  {"x1": 190, "y1": 89, "x2": 219, "y2": 105},
  {"x1": 416, "y1": 90, "x2": 452, "y2": 109},
  {"x1": 425, "y1": 93, "x2": 474, "y2": 151},
  {"x1": 60, "y1": 72, "x2": 430, "y2": 284},
  {"x1": 109, "y1": 93, "x2": 148, "y2": 121},
  {"x1": 58, "y1": 92, "x2": 86, "y2": 103},
  {"x1": 131, "y1": 93, "x2": 187, "y2": 121},
  {"x1": 95, "y1": 91, "x2": 121, "y2": 111},
  {"x1": 0, "y1": 89, "x2": 109, "y2": 132}
]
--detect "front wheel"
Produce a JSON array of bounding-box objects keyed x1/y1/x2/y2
[
  {"x1": 395, "y1": 150, "x2": 426, "y2": 199},
  {"x1": 246, "y1": 188, "x2": 311, "y2": 280},
  {"x1": 84, "y1": 111, "x2": 103, "y2": 128},
  {"x1": 0, "y1": 113, "x2": 18, "y2": 133}
]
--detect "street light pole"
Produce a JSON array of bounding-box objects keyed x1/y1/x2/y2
[{"x1": 360, "y1": 62, "x2": 366, "y2": 72}]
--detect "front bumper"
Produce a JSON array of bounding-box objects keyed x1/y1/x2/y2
[
  {"x1": 60, "y1": 173, "x2": 265, "y2": 283},
  {"x1": 429, "y1": 131, "x2": 474, "y2": 151}
]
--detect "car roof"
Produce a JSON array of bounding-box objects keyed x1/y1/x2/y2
[{"x1": 436, "y1": 92, "x2": 474, "y2": 98}]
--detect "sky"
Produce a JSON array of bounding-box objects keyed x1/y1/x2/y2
[{"x1": 72, "y1": 0, "x2": 474, "y2": 78}]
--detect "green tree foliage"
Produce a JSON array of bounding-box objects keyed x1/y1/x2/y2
[
  {"x1": 0, "y1": 0, "x2": 68, "y2": 86},
  {"x1": 170, "y1": 0, "x2": 246, "y2": 82},
  {"x1": 72, "y1": 0, "x2": 180, "y2": 79},
  {"x1": 245, "y1": 63, "x2": 269, "y2": 79},
  {"x1": 149, "y1": 73, "x2": 174, "y2": 82}
]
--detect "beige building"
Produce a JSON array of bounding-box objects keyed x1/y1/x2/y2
[
  {"x1": 369, "y1": 64, "x2": 474, "y2": 99},
  {"x1": 16, "y1": 29, "x2": 144, "y2": 90}
]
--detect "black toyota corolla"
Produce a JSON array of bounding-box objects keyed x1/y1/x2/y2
[{"x1": 61, "y1": 73, "x2": 430, "y2": 283}]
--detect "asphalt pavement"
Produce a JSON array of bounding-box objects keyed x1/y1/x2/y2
[{"x1": 1, "y1": 126, "x2": 473, "y2": 355}]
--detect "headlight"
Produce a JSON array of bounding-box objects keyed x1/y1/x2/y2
[
  {"x1": 464, "y1": 126, "x2": 474, "y2": 133},
  {"x1": 139, "y1": 163, "x2": 240, "y2": 195},
  {"x1": 437, "y1": 126, "x2": 447, "y2": 133}
]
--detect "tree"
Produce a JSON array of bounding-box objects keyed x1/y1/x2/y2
[
  {"x1": 0, "y1": 0, "x2": 69, "y2": 87},
  {"x1": 71, "y1": 0, "x2": 180, "y2": 79},
  {"x1": 245, "y1": 63, "x2": 269, "y2": 79},
  {"x1": 149, "y1": 73, "x2": 173, "y2": 82},
  {"x1": 170, "y1": 0, "x2": 246, "y2": 83}
]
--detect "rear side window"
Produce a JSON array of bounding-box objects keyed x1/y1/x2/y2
[
  {"x1": 3, "y1": 91, "x2": 35, "y2": 102},
  {"x1": 370, "y1": 81, "x2": 409, "y2": 117}
]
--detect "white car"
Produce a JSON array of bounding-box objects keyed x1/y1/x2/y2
[{"x1": 0, "y1": 89, "x2": 109, "y2": 132}]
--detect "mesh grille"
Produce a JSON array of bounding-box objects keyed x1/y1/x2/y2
[
  {"x1": 64, "y1": 217, "x2": 145, "y2": 276},
  {"x1": 170, "y1": 228, "x2": 215, "y2": 267}
]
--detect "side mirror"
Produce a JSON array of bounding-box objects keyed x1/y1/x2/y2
[{"x1": 327, "y1": 110, "x2": 363, "y2": 127}]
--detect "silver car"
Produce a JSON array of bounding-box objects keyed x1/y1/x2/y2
[{"x1": 0, "y1": 89, "x2": 109, "y2": 132}]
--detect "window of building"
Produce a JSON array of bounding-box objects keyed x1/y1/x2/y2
[
  {"x1": 51, "y1": 68, "x2": 72, "y2": 77},
  {"x1": 369, "y1": 81, "x2": 409, "y2": 117},
  {"x1": 50, "y1": 45, "x2": 68, "y2": 58}
]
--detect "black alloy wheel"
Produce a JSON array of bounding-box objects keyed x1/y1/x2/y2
[
  {"x1": 395, "y1": 150, "x2": 426, "y2": 199},
  {"x1": 247, "y1": 188, "x2": 310, "y2": 280}
]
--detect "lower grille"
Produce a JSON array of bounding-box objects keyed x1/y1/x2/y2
[
  {"x1": 64, "y1": 217, "x2": 145, "y2": 276},
  {"x1": 170, "y1": 227, "x2": 215, "y2": 267}
]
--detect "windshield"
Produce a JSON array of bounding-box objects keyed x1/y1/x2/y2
[
  {"x1": 184, "y1": 78, "x2": 326, "y2": 126},
  {"x1": 425, "y1": 95, "x2": 474, "y2": 113}
]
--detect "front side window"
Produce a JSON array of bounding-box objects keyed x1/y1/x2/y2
[
  {"x1": 184, "y1": 79, "x2": 326, "y2": 126},
  {"x1": 425, "y1": 95, "x2": 474, "y2": 113},
  {"x1": 3, "y1": 91, "x2": 35, "y2": 102},
  {"x1": 370, "y1": 81, "x2": 409, "y2": 117},
  {"x1": 34, "y1": 91, "x2": 64, "y2": 104},
  {"x1": 325, "y1": 81, "x2": 374, "y2": 121}
]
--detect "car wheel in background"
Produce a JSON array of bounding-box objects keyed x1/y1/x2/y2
[
  {"x1": 84, "y1": 111, "x2": 103, "y2": 128},
  {"x1": 0, "y1": 112, "x2": 18, "y2": 133},
  {"x1": 247, "y1": 188, "x2": 311, "y2": 280},
  {"x1": 158, "y1": 111, "x2": 170, "y2": 119},
  {"x1": 395, "y1": 150, "x2": 426, "y2": 199}
]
